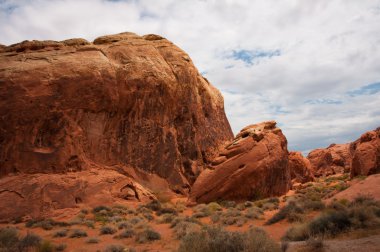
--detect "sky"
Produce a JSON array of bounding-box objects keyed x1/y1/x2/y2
[{"x1": 1, "y1": 0, "x2": 380, "y2": 154}]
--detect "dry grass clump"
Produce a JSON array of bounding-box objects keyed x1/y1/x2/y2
[
  {"x1": 100, "y1": 225, "x2": 117, "y2": 235},
  {"x1": 104, "y1": 244, "x2": 126, "y2": 252},
  {"x1": 25, "y1": 219, "x2": 70, "y2": 230},
  {"x1": 135, "y1": 228, "x2": 161, "y2": 243},
  {"x1": 69, "y1": 229, "x2": 88, "y2": 238},
  {"x1": 86, "y1": 237, "x2": 100, "y2": 243},
  {"x1": 266, "y1": 201, "x2": 304, "y2": 225},
  {"x1": 178, "y1": 226, "x2": 280, "y2": 252},
  {"x1": 254, "y1": 197, "x2": 280, "y2": 210}
]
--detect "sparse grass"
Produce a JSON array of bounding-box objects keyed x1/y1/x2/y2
[
  {"x1": 69, "y1": 229, "x2": 87, "y2": 238},
  {"x1": 26, "y1": 219, "x2": 70, "y2": 230},
  {"x1": 245, "y1": 207, "x2": 264, "y2": 220},
  {"x1": 19, "y1": 233, "x2": 42, "y2": 251}
]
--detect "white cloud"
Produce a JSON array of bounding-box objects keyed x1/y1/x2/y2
[{"x1": 1, "y1": 0, "x2": 380, "y2": 154}]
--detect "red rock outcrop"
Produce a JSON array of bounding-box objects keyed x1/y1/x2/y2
[
  {"x1": 0, "y1": 32, "x2": 233, "y2": 193},
  {"x1": 350, "y1": 128, "x2": 380, "y2": 177},
  {"x1": 307, "y1": 143, "x2": 352, "y2": 177},
  {"x1": 189, "y1": 121, "x2": 291, "y2": 203},
  {"x1": 288, "y1": 151, "x2": 314, "y2": 184},
  {"x1": 0, "y1": 169, "x2": 156, "y2": 222}
]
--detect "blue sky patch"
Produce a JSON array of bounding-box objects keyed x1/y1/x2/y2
[
  {"x1": 347, "y1": 82, "x2": 380, "y2": 97},
  {"x1": 229, "y1": 49, "x2": 281, "y2": 65},
  {"x1": 304, "y1": 99, "x2": 342, "y2": 105}
]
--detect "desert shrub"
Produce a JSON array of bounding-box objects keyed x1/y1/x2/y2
[
  {"x1": 80, "y1": 208, "x2": 89, "y2": 215},
  {"x1": 69, "y1": 229, "x2": 87, "y2": 238},
  {"x1": 309, "y1": 210, "x2": 351, "y2": 236},
  {"x1": 287, "y1": 212, "x2": 306, "y2": 223},
  {"x1": 219, "y1": 200, "x2": 236, "y2": 208},
  {"x1": 129, "y1": 217, "x2": 144, "y2": 225},
  {"x1": 142, "y1": 213, "x2": 154, "y2": 221},
  {"x1": 158, "y1": 213, "x2": 176, "y2": 224},
  {"x1": 0, "y1": 227, "x2": 19, "y2": 249},
  {"x1": 55, "y1": 243, "x2": 67, "y2": 251},
  {"x1": 244, "y1": 228, "x2": 281, "y2": 252},
  {"x1": 178, "y1": 226, "x2": 245, "y2": 252},
  {"x1": 100, "y1": 225, "x2": 117, "y2": 235},
  {"x1": 115, "y1": 229, "x2": 135, "y2": 239},
  {"x1": 245, "y1": 207, "x2": 264, "y2": 220},
  {"x1": 254, "y1": 197, "x2": 279, "y2": 209},
  {"x1": 173, "y1": 221, "x2": 202, "y2": 239},
  {"x1": 235, "y1": 217, "x2": 247, "y2": 227},
  {"x1": 265, "y1": 201, "x2": 303, "y2": 225},
  {"x1": 220, "y1": 208, "x2": 242, "y2": 226},
  {"x1": 178, "y1": 226, "x2": 279, "y2": 252},
  {"x1": 348, "y1": 205, "x2": 380, "y2": 228},
  {"x1": 84, "y1": 220, "x2": 95, "y2": 229},
  {"x1": 327, "y1": 200, "x2": 347, "y2": 211},
  {"x1": 38, "y1": 240, "x2": 55, "y2": 252},
  {"x1": 283, "y1": 224, "x2": 310, "y2": 241},
  {"x1": 244, "y1": 201, "x2": 253, "y2": 207},
  {"x1": 302, "y1": 200, "x2": 325, "y2": 211},
  {"x1": 118, "y1": 221, "x2": 132, "y2": 230},
  {"x1": 18, "y1": 233, "x2": 42, "y2": 251},
  {"x1": 93, "y1": 205, "x2": 111, "y2": 213},
  {"x1": 53, "y1": 229, "x2": 68, "y2": 238},
  {"x1": 210, "y1": 212, "x2": 221, "y2": 223},
  {"x1": 144, "y1": 200, "x2": 162, "y2": 211},
  {"x1": 236, "y1": 203, "x2": 246, "y2": 211},
  {"x1": 26, "y1": 219, "x2": 70, "y2": 230},
  {"x1": 135, "y1": 228, "x2": 161, "y2": 243},
  {"x1": 170, "y1": 216, "x2": 201, "y2": 228},
  {"x1": 207, "y1": 202, "x2": 223, "y2": 212},
  {"x1": 86, "y1": 237, "x2": 100, "y2": 243},
  {"x1": 192, "y1": 204, "x2": 210, "y2": 218},
  {"x1": 175, "y1": 201, "x2": 187, "y2": 213},
  {"x1": 104, "y1": 244, "x2": 125, "y2": 252}
]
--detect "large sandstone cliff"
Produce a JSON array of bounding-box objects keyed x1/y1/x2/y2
[{"x1": 0, "y1": 32, "x2": 233, "y2": 192}]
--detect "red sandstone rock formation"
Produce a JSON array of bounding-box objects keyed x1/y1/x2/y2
[
  {"x1": 307, "y1": 143, "x2": 352, "y2": 177},
  {"x1": 189, "y1": 121, "x2": 291, "y2": 203},
  {"x1": 350, "y1": 128, "x2": 380, "y2": 177},
  {"x1": 0, "y1": 32, "x2": 233, "y2": 193},
  {"x1": 0, "y1": 169, "x2": 155, "y2": 221},
  {"x1": 288, "y1": 151, "x2": 314, "y2": 184}
]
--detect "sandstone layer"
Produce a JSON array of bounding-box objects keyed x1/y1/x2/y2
[
  {"x1": 190, "y1": 121, "x2": 291, "y2": 203},
  {"x1": 0, "y1": 169, "x2": 155, "y2": 222},
  {"x1": 307, "y1": 143, "x2": 352, "y2": 177},
  {"x1": 0, "y1": 32, "x2": 233, "y2": 193},
  {"x1": 350, "y1": 128, "x2": 380, "y2": 177},
  {"x1": 288, "y1": 151, "x2": 314, "y2": 184}
]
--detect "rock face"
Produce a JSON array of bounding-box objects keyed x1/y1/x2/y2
[
  {"x1": 350, "y1": 128, "x2": 380, "y2": 177},
  {"x1": 288, "y1": 151, "x2": 314, "y2": 184},
  {"x1": 0, "y1": 169, "x2": 155, "y2": 221},
  {"x1": 307, "y1": 143, "x2": 352, "y2": 177},
  {"x1": 190, "y1": 121, "x2": 291, "y2": 203},
  {"x1": 0, "y1": 32, "x2": 233, "y2": 192}
]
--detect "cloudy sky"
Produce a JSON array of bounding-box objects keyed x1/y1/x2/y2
[{"x1": 1, "y1": 0, "x2": 380, "y2": 154}]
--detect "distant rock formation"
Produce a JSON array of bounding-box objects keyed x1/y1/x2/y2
[
  {"x1": 190, "y1": 121, "x2": 291, "y2": 203},
  {"x1": 307, "y1": 143, "x2": 352, "y2": 177},
  {"x1": 288, "y1": 151, "x2": 314, "y2": 184},
  {"x1": 0, "y1": 32, "x2": 233, "y2": 195},
  {"x1": 350, "y1": 128, "x2": 380, "y2": 177}
]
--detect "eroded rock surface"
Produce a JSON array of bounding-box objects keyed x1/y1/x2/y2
[
  {"x1": 0, "y1": 32, "x2": 233, "y2": 192},
  {"x1": 350, "y1": 128, "x2": 380, "y2": 177},
  {"x1": 0, "y1": 169, "x2": 155, "y2": 221},
  {"x1": 190, "y1": 121, "x2": 291, "y2": 203},
  {"x1": 288, "y1": 151, "x2": 314, "y2": 184},
  {"x1": 307, "y1": 143, "x2": 352, "y2": 177}
]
